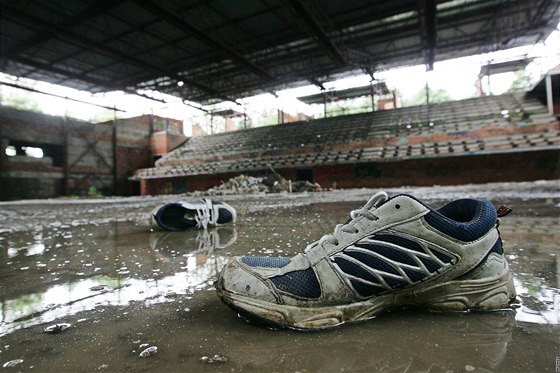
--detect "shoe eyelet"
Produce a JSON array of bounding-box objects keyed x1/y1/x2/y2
[{"x1": 395, "y1": 204, "x2": 401, "y2": 209}]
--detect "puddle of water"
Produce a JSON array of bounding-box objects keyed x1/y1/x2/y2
[
  {"x1": 0, "y1": 191, "x2": 558, "y2": 372},
  {"x1": 0, "y1": 224, "x2": 237, "y2": 336}
]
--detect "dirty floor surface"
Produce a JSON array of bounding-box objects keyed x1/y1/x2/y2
[{"x1": 0, "y1": 181, "x2": 558, "y2": 372}]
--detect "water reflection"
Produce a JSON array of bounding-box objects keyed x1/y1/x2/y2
[
  {"x1": 149, "y1": 226, "x2": 238, "y2": 254},
  {"x1": 499, "y1": 217, "x2": 559, "y2": 325},
  {"x1": 0, "y1": 225, "x2": 237, "y2": 337},
  {"x1": 0, "y1": 197, "x2": 558, "y2": 372},
  {"x1": 514, "y1": 277, "x2": 559, "y2": 324},
  {"x1": 221, "y1": 311, "x2": 517, "y2": 372}
]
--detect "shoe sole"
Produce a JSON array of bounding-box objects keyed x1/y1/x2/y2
[{"x1": 216, "y1": 268, "x2": 516, "y2": 330}]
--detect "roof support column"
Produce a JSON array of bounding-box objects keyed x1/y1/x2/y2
[
  {"x1": 112, "y1": 110, "x2": 118, "y2": 196},
  {"x1": 62, "y1": 115, "x2": 69, "y2": 197},
  {"x1": 545, "y1": 73, "x2": 554, "y2": 116},
  {"x1": 0, "y1": 121, "x2": 5, "y2": 201},
  {"x1": 418, "y1": 0, "x2": 437, "y2": 71}
]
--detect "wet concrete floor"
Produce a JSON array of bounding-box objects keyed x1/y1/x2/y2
[{"x1": 0, "y1": 181, "x2": 558, "y2": 372}]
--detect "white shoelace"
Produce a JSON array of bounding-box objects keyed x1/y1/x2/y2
[
  {"x1": 196, "y1": 228, "x2": 215, "y2": 252},
  {"x1": 305, "y1": 191, "x2": 388, "y2": 252},
  {"x1": 193, "y1": 199, "x2": 218, "y2": 229}
]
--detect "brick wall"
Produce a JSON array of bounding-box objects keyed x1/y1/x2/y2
[{"x1": 0, "y1": 107, "x2": 155, "y2": 200}]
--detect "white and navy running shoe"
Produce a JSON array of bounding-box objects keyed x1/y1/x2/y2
[
  {"x1": 151, "y1": 199, "x2": 236, "y2": 231},
  {"x1": 215, "y1": 191, "x2": 516, "y2": 330}
]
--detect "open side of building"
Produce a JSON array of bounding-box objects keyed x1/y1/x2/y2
[{"x1": 133, "y1": 92, "x2": 560, "y2": 195}]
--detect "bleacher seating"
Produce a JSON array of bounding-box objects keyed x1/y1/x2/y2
[{"x1": 134, "y1": 92, "x2": 559, "y2": 179}]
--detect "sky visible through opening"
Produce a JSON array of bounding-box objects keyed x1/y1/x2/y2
[{"x1": 0, "y1": 22, "x2": 558, "y2": 137}]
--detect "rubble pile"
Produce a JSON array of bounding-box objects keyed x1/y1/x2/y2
[
  {"x1": 206, "y1": 175, "x2": 268, "y2": 195},
  {"x1": 203, "y1": 173, "x2": 322, "y2": 196}
]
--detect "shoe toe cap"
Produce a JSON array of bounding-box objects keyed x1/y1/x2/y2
[{"x1": 217, "y1": 257, "x2": 278, "y2": 303}]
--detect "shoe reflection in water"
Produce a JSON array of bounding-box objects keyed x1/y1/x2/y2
[
  {"x1": 0, "y1": 226, "x2": 237, "y2": 337},
  {"x1": 149, "y1": 226, "x2": 238, "y2": 256},
  {"x1": 227, "y1": 310, "x2": 515, "y2": 372}
]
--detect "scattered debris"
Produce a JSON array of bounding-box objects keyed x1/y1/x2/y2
[
  {"x1": 139, "y1": 346, "x2": 158, "y2": 358},
  {"x1": 206, "y1": 175, "x2": 267, "y2": 195},
  {"x1": 44, "y1": 323, "x2": 71, "y2": 334},
  {"x1": 201, "y1": 169, "x2": 321, "y2": 196},
  {"x1": 2, "y1": 359, "x2": 24, "y2": 368},
  {"x1": 200, "y1": 354, "x2": 227, "y2": 364},
  {"x1": 292, "y1": 180, "x2": 322, "y2": 192}
]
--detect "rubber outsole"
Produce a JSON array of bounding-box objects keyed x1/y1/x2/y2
[{"x1": 216, "y1": 270, "x2": 517, "y2": 330}]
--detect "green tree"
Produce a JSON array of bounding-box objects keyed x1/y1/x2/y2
[
  {"x1": 508, "y1": 70, "x2": 532, "y2": 93},
  {"x1": 402, "y1": 87, "x2": 452, "y2": 107},
  {"x1": 89, "y1": 110, "x2": 121, "y2": 123},
  {"x1": 326, "y1": 96, "x2": 372, "y2": 117},
  {"x1": 0, "y1": 86, "x2": 41, "y2": 111}
]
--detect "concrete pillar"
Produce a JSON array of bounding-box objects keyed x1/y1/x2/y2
[
  {"x1": 0, "y1": 122, "x2": 4, "y2": 201},
  {"x1": 140, "y1": 179, "x2": 149, "y2": 196},
  {"x1": 545, "y1": 74, "x2": 554, "y2": 116},
  {"x1": 62, "y1": 116, "x2": 69, "y2": 196},
  {"x1": 112, "y1": 115, "x2": 118, "y2": 196}
]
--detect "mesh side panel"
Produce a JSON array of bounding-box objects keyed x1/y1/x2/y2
[
  {"x1": 270, "y1": 268, "x2": 321, "y2": 298},
  {"x1": 350, "y1": 279, "x2": 384, "y2": 297},
  {"x1": 241, "y1": 256, "x2": 290, "y2": 268},
  {"x1": 403, "y1": 267, "x2": 428, "y2": 282},
  {"x1": 216, "y1": 208, "x2": 233, "y2": 224},
  {"x1": 333, "y1": 257, "x2": 380, "y2": 284},
  {"x1": 419, "y1": 257, "x2": 441, "y2": 273},
  {"x1": 355, "y1": 243, "x2": 417, "y2": 266},
  {"x1": 424, "y1": 200, "x2": 496, "y2": 242},
  {"x1": 372, "y1": 234, "x2": 425, "y2": 253},
  {"x1": 345, "y1": 251, "x2": 400, "y2": 275}
]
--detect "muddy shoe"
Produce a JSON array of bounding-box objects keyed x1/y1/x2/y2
[
  {"x1": 151, "y1": 199, "x2": 236, "y2": 231},
  {"x1": 215, "y1": 191, "x2": 516, "y2": 330}
]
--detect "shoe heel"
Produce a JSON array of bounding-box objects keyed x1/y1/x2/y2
[{"x1": 424, "y1": 272, "x2": 516, "y2": 312}]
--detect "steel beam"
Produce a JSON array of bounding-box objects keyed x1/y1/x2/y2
[
  {"x1": 0, "y1": 120, "x2": 4, "y2": 201},
  {"x1": 1, "y1": 4, "x2": 234, "y2": 102},
  {"x1": 133, "y1": 0, "x2": 273, "y2": 81},
  {"x1": 6, "y1": 0, "x2": 125, "y2": 56},
  {"x1": 281, "y1": 0, "x2": 346, "y2": 66},
  {"x1": 418, "y1": 0, "x2": 437, "y2": 71}
]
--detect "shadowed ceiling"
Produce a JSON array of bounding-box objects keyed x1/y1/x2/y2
[{"x1": 1, "y1": 0, "x2": 559, "y2": 105}]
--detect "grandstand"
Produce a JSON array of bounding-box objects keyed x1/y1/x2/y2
[{"x1": 133, "y1": 92, "x2": 559, "y2": 194}]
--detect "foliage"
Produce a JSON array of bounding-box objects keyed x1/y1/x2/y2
[
  {"x1": 0, "y1": 86, "x2": 41, "y2": 111},
  {"x1": 87, "y1": 186, "x2": 102, "y2": 197},
  {"x1": 87, "y1": 110, "x2": 120, "y2": 124},
  {"x1": 256, "y1": 108, "x2": 279, "y2": 127},
  {"x1": 508, "y1": 70, "x2": 532, "y2": 93},
  {"x1": 402, "y1": 87, "x2": 453, "y2": 107},
  {"x1": 325, "y1": 96, "x2": 373, "y2": 117}
]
